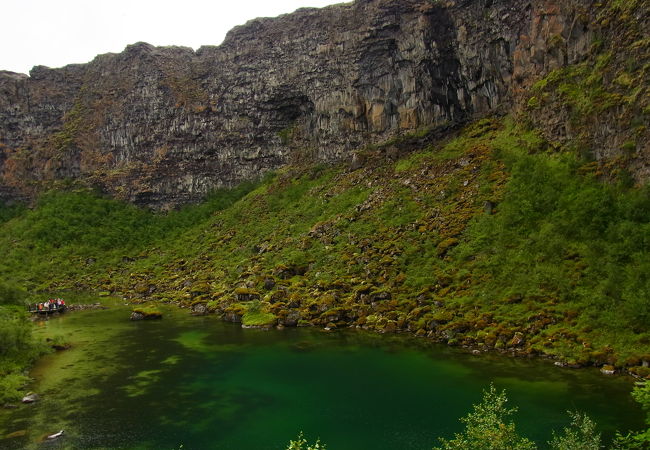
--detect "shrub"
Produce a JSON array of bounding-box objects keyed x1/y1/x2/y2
[
  {"x1": 434, "y1": 384, "x2": 536, "y2": 450},
  {"x1": 613, "y1": 382, "x2": 650, "y2": 449},
  {"x1": 287, "y1": 432, "x2": 326, "y2": 450},
  {"x1": 549, "y1": 411, "x2": 601, "y2": 450}
]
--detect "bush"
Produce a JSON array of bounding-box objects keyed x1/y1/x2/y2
[
  {"x1": 0, "y1": 372, "x2": 30, "y2": 404},
  {"x1": 287, "y1": 432, "x2": 326, "y2": 450},
  {"x1": 0, "y1": 303, "x2": 46, "y2": 404},
  {"x1": 613, "y1": 382, "x2": 650, "y2": 449},
  {"x1": 434, "y1": 384, "x2": 536, "y2": 450},
  {"x1": 0, "y1": 307, "x2": 34, "y2": 357},
  {"x1": 0, "y1": 281, "x2": 27, "y2": 306}
]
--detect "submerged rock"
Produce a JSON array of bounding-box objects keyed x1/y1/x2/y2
[
  {"x1": 5, "y1": 430, "x2": 27, "y2": 439},
  {"x1": 46, "y1": 430, "x2": 65, "y2": 440},
  {"x1": 21, "y1": 393, "x2": 38, "y2": 404},
  {"x1": 67, "y1": 303, "x2": 108, "y2": 311}
]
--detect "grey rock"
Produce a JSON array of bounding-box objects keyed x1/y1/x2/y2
[
  {"x1": 279, "y1": 310, "x2": 301, "y2": 327},
  {"x1": 223, "y1": 312, "x2": 242, "y2": 323},
  {"x1": 190, "y1": 303, "x2": 208, "y2": 315},
  {"x1": 0, "y1": 0, "x2": 624, "y2": 210}
]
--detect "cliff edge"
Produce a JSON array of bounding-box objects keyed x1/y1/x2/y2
[{"x1": 0, "y1": 0, "x2": 646, "y2": 209}]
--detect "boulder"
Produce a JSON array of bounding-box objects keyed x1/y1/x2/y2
[
  {"x1": 263, "y1": 278, "x2": 276, "y2": 290},
  {"x1": 130, "y1": 307, "x2": 162, "y2": 320},
  {"x1": 279, "y1": 310, "x2": 301, "y2": 327},
  {"x1": 191, "y1": 303, "x2": 208, "y2": 316},
  {"x1": 234, "y1": 287, "x2": 260, "y2": 302},
  {"x1": 349, "y1": 152, "x2": 365, "y2": 171},
  {"x1": 224, "y1": 312, "x2": 242, "y2": 323},
  {"x1": 510, "y1": 332, "x2": 525, "y2": 347},
  {"x1": 600, "y1": 364, "x2": 616, "y2": 375}
]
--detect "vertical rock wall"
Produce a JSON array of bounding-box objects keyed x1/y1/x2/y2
[{"x1": 0, "y1": 0, "x2": 608, "y2": 209}]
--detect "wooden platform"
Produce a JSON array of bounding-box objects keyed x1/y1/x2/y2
[{"x1": 28, "y1": 305, "x2": 66, "y2": 314}]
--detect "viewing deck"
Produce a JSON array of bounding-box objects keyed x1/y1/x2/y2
[{"x1": 28, "y1": 304, "x2": 67, "y2": 315}]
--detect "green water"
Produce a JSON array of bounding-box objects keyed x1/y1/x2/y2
[{"x1": 0, "y1": 303, "x2": 644, "y2": 449}]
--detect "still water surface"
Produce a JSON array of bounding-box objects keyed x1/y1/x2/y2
[{"x1": 0, "y1": 302, "x2": 644, "y2": 449}]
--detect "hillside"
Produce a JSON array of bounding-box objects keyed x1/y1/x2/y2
[
  {"x1": 0, "y1": 0, "x2": 649, "y2": 406},
  {"x1": 1, "y1": 116, "x2": 648, "y2": 377}
]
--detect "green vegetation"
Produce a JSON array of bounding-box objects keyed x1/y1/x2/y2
[
  {"x1": 434, "y1": 385, "x2": 536, "y2": 450},
  {"x1": 549, "y1": 412, "x2": 601, "y2": 450},
  {"x1": 0, "y1": 117, "x2": 648, "y2": 376},
  {"x1": 0, "y1": 281, "x2": 48, "y2": 404},
  {"x1": 287, "y1": 432, "x2": 326, "y2": 450},
  {"x1": 527, "y1": 0, "x2": 649, "y2": 167},
  {"x1": 0, "y1": 202, "x2": 25, "y2": 224},
  {"x1": 241, "y1": 300, "x2": 277, "y2": 327},
  {"x1": 433, "y1": 382, "x2": 649, "y2": 449},
  {"x1": 435, "y1": 382, "x2": 649, "y2": 450},
  {"x1": 449, "y1": 121, "x2": 650, "y2": 364},
  {"x1": 614, "y1": 382, "x2": 650, "y2": 448}
]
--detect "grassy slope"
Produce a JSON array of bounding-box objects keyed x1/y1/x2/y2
[{"x1": 1, "y1": 117, "x2": 648, "y2": 375}]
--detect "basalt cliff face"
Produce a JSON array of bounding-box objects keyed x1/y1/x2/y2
[{"x1": 0, "y1": 0, "x2": 645, "y2": 209}]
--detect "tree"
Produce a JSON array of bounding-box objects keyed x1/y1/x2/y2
[
  {"x1": 434, "y1": 384, "x2": 537, "y2": 450},
  {"x1": 549, "y1": 411, "x2": 601, "y2": 450},
  {"x1": 287, "y1": 432, "x2": 326, "y2": 450}
]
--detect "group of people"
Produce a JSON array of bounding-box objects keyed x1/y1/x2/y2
[{"x1": 34, "y1": 298, "x2": 65, "y2": 311}]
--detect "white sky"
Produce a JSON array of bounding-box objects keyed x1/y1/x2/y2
[{"x1": 2, "y1": 0, "x2": 343, "y2": 75}]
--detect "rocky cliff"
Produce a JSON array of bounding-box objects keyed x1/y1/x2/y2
[{"x1": 0, "y1": 0, "x2": 646, "y2": 209}]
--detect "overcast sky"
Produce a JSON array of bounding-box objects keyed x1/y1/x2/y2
[{"x1": 2, "y1": 0, "x2": 343, "y2": 75}]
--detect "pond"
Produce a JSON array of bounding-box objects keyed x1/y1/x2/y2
[{"x1": 0, "y1": 302, "x2": 644, "y2": 449}]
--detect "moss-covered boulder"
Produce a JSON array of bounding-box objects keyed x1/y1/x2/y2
[
  {"x1": 223, "y1": 303, "x2": 247, "y2": 323},
  {"x1": 277, "y1": 309, "x2": 301, "y2": 327},
  {"x1": 436, "y1": 237, "x2": 459, "y2": 256},
  {"x1": 242, "y1": 310, "x2": 277, "y2": 328},
  {"x1": 234, "y1": 287, "x2": 260, "y2": 302},
  {"x1": 190, "y1": 282, "x2": 211, "y2": 298},
  {"x1": 130, "y1": 306, "x2": 163, "y2": 320}
]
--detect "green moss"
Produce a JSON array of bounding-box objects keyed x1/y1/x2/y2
[
  {"x1": 224, "y1": 303, "x2": 247, "y2": 316},
  {"x1": 50, "y1": 100, "x2": 91, "y2": 153},
  {"x1": 133, "y1": 306, "x2": 163, "y2": 319},
  {"x1": 436, "y1": 238, "x2": 459, "y2": 257},
  {"x1": 527, "y1": 96, "x2": 541, "y2": 109},
  {"x1": 277, "y1": 124, "x2": 296, "y2": 145},
  {"x1": 234, "y1": 287, "x2": 258, "y2": 295},
  {"x1": 242, "y1": 310, "x2": 277, "y2": 327}
]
